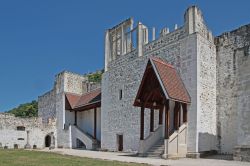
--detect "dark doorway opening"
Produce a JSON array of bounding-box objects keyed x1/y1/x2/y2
[
  {"x1": 76, "y1": 138, "x2": 86, "y2": 149},
  {"x1": 45, "y1": 135, "x2": 51, "y2": 147},
  {"x1": 117, "y1": 134, "x2": 123, "y2": 151}
]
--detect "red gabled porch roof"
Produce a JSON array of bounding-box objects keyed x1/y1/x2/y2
[
  {"x1": 134, "y1": 57, "x2": 191, "y2": 107},
  {"x1": 65, "y1": 88, "x2": 101, "y2": 111},
  {"x1": 151, "y1": 57, "x2": 191, "y2": 104}
]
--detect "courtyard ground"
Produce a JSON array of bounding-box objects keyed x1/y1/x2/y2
[
  {"x1": 40, "y1": 148, "x2": 250, "y2": 166},
  {"x1": 0, "y1": 149, "x2": 147, "y2": 166}
]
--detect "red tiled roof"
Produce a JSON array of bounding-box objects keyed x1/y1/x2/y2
[
  {"x1": 75, "y1": 88, "x2": 101, "y2": 108},
  {"x1": 150, "y1": 57, "x2": 191, "y2": 103},
  {"x1": 65, "y1": 93, "x2": 81, "y2": 109},
  {"x1": 65, "y1": 88, "x2": 101, "y2": 110}
]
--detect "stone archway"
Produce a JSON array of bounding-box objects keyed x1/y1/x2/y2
[
  {"x1": 44, "y1": 132, "x2": 55, "y2": 149},
  {"x1": 45, "y1": 135, "x2": 51, "y2": 147}
]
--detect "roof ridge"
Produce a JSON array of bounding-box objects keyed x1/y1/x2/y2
[
  {"x1": 151, "y1": 57, "x2": 174, "y2": 69},
  {"x1": 81, "y1": 88, "x2": 101, "y2": 96},
  {"x1": 65, "y1": 88, "x2": 101, "y2": 97},
  {"x1": 65, "y1": 92, "x2": 82, "y2": 96}
]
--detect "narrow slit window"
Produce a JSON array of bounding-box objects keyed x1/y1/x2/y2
[{"x1": 119, "y1": 89, "x2": 123, "y2": 100}]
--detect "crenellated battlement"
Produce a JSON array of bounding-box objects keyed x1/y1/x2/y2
[{"x1": 104, "y1": 6, "x2": 213, "y2": 72}]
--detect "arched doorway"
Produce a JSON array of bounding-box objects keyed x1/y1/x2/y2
[{"x1": 45, "y1": 135, "x2": 51, "y2": 147}]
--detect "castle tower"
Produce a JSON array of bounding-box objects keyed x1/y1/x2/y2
[{"x1": 101, "y1": 6, "x2": 217, "y2": 158}]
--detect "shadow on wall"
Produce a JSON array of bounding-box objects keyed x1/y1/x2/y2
[{"x1": 198, "y1": 132, "x2": 218, "y2": 154}]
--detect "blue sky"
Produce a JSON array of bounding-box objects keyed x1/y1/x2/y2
[{"x1": 0, "y1": 0, "x2": 249, "y2": 112}]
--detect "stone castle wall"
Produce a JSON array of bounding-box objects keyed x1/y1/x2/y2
[
  {"x1": 38, "y1": 89, "x2": 56, "y2": 123},
  {"x1": 55, "y1": 71, "x2": 86, "y2": 148},
  {"x1": 102, "y1": 6, "x2": 217, "y2": 154},
  {"x1": 53, "y1": 71, "x2": 101, "y2": 148},
  {"x1": 0, "y1": 113, "x2": 55, "y2": 149},
  {"x1": 216, "y1": 24, "x2": 250, "y2": 154},
  {"x1": 3, "y1": 5, "x2": 248, "y2": 160},
  {"x1": 197, "y1": 34, "x2": 217, "y2": 152},
  {"x1": 38, "y1": 70, "x2": 101, "y2": 148}
]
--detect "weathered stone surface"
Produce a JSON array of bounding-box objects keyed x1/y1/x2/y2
[
  {"x1": 215, "y1": 24, "x2": 250, "y2": 156},
  {"x1": 234, "y1": 145, "x2": 250, "y2": 162},
  {"x1": 0, "y1": 113, "x2": 55, "y2": 149},
  {"x1": 102, "y1": 6, "x2": 217, "y2": 154}
]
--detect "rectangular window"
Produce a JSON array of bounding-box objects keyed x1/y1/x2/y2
[
  {"x1": 119, "y1": 89, "x2": 123, "y2": 100},
  {"x1": 16, "y1": 126, "x2": 25, "y2": 131}
]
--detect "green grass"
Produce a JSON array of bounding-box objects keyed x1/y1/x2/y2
[{"x1": 0, "y1": 149, "x2": 147, "y2": 166}]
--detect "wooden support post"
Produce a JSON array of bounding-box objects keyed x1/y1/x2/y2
[
  {"x1": 94, "y1": 108, "x2": 97, "y2": 139},
  {"x1": 164, "y1": 100, "x2": 169, "y2": 139},
  {"x1": 182, "y1": 103, "x2": 187, "y2": 123},
  {"x1": 140, "y1": 106, "x2": 145, "y2": 140},
  {"x1": 159, "y1": 107, "x2": 163, "y2": 125},
  {"x1": 178, "y1": 103, "x2": 181, "y2": 127},
  {"x1": 74, "y1": 111, "x2": 77, "y2": 126},
  {"x1": 174, "y1": 102, "x2": 180, "y2": 130},
  {"x1": 150, "y1": 109, "x2": 154, "y2": 132}
]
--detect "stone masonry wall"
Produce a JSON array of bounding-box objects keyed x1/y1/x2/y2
[
  {"x1": 63, "y1": 71, "x2": 87, "y2": 95},
  {"x1": 215, "y1": 24, "x2": 250, "y2": 154},
  {"x1": 39, "y1": 70, "x2": 101, "y2": 148},
  {"x1": 0, "y1": 113, "x2": 55, "y2": 149},
  {"x1": 102, "y1": 6, "x2": 217, "y2": 154},
  {"x1": 55, "y1": 71, "x2": 90, "y2": 148},
  {"x1": 38, "y1": 89, "x2": 56, "y2": 123},
  {"x1": 101, "y1": 27, "x2": 201, "y2": 152},
  {"x1": 197, "y1": 34, "x2": 217, "y2": 152}
]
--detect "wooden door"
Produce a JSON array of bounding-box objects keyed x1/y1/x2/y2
[{"x1": 118, "y1": 135, "x2": 123, "y2": 151}]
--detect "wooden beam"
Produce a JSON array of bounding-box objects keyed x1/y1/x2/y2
[
  {"x1": 140, "y1": 105, "x2": 145, "y2": 140},
  {"x1": 164, "y1": 100, "x2": 169, "y2": 139},
  {"x1": 94, "y1": 108, "x2": 97, "y2": 139},
  {"x1": 150, "y1": 109, "x2": 154, "y2": 132}
]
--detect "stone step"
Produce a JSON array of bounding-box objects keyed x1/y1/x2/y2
[
  {"x1": 144, "y1": 138, "x2": 165, "y2": 158},
  {"x1": 146, "y1": 151, "x2": 164, "y2": 155},
  {"x1": 152, "y1": 146, "x2": 164, "y2": 148},
  {"x1": 147, "y1": 148, "x2": 164, "y2": 152},
  {"x1": 151, "y1": 144, "x2": 164, "y2": 147},
  {"x1": 144, "y1": 155, "x2": 162, "y2": 159}
]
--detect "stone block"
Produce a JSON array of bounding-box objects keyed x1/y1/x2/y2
[{"x1": 234, "y1": 145, "x2": 250, "y2": 162}]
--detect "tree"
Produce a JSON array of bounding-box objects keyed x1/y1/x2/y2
[
  {"x1": 7, "y1": 100, "x2": 38, "y2": 118},
  {"x1": 87, "y1": 70, "x2": 103, "y2": 83}
]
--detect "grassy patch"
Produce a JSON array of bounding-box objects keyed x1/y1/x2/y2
[{"x1": 0, "y1": 149, "x2": 147, "y2": 166}]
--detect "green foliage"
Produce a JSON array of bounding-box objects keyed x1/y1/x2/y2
[
  {"x1": 87, "y1": 70, "x2": 103, "y2": 83},
  {"x1": 7, "y1": 100, "x2": 38, "y2": 118}
]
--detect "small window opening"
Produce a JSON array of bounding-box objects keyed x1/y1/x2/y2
[
  {"x1": 119, "y1": 89, "x2": 123, "y2": 100},
  {"x1": 17, "y1": 126, "x2": 25, "y2": 131}
]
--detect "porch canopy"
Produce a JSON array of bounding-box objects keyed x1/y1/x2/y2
[
  {"x1": 65, "y1": 88, "x2": 101, "y2": 139},
  {"x1": 65, "y1": 88, "x2": 101, "y2": 111},
  {"x1": 133, "y1": 57, "x2": 191, "y2": 140}
]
